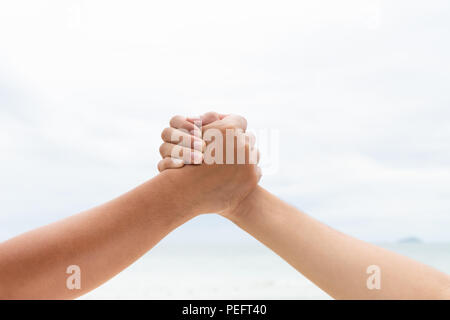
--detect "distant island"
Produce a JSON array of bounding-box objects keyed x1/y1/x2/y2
[{"x1": 397, "y1": 237, "x2": 423, "y2": 244}]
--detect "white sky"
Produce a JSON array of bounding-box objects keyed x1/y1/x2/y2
[{"x1": 1, "y1": 0, "x2": 449, "y2": 243}]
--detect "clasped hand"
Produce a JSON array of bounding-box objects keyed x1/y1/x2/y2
[{"x1": 157, "y1": 111, "x2": 261, "y2": 218}]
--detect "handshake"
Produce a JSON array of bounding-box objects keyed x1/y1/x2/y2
[
  {"x1": 156, "y1": 112, "x2": 262, "y2": 219},
  {"x1": 152, "y1": 111, "x2": 450, "y2": 300},
  {"x1": 1, "y1": 112, "x2": 448, "y2": 300}
]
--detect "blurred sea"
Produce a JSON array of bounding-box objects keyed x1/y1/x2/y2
[{"x1": 81, "y1": 242, "x2": 450, "y2": 300}]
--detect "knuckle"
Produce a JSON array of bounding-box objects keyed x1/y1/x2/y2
[
  {"x1": 204, "y1": 111, "x2": 219, "y2": 119},
  {"x1": 169, "y1": 115, "x2": 182, "y2": 127},
  {"x1": 242, "y1": 117, "x2": 248, "y2": 129},
  {"x1": 157, "y1": 160, "x2": 164, "y2": 172},
  {"x1": 159, "y1": 143, "x2": 166, "y2": 156},
  {"x1": 161, "y1": 127, "x2": 171, "y2": 141},
  {"x1": 222, "y1": 124, "x2": 238, "y2": 134}
]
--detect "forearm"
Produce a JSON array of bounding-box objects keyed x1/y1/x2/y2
[
  {"x1": 0, "y1": 170, "x2": 196, "y2": 299},
  {"x1": 229, "y1": 186, "x2": 450, "y2": 299}
]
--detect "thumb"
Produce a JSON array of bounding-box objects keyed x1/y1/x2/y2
[
  {"x1": 200, "y1": 112, "x2": 223, "y2": 125},
  {"x1": 187, "y1": 111, "x2": 228, "y2": 126},
  {"x1": 204, "y1": 114, "x2": 247, "y2": 132}
]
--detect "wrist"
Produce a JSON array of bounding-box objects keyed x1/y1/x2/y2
[
  {"x1": 220, "y1": 185, "x2": 263, "y2": 224},
  {"x1": 151, "y1": 169, "x2": 201, "y2": 223}
]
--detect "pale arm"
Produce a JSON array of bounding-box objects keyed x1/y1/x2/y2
[{"x1": 228, "y1": 186, "x2": 450, "y2": 300}]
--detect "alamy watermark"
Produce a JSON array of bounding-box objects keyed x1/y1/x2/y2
[
  {"x1": 366, "y1": 265, "x2": 381, "y2": 290},
  {"x1": 66, "y1": 265, "x2": 81, "y2": 290},
  {"x1": 170, "y1": 125, "x2": 279, "y2": 175}
]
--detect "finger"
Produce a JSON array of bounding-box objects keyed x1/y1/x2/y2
[
  {"x1": 200, "y1": 112, "x2": 221, "y2": 125},
  {"x1": 161, "y1": 127, "x2": 206, "y2": 151},
  {"x1": 187, "y1": 112, "x2": 223, "y2": 125},
  {"x1": 157, "y1": 157, "x2": 184, "y2": 172},
  {"x1": 244, "y1": 132, "x2": 259, "y2": 163},
  {"x1": 159, "y1": 142, "x2": 203, "y2": 164},
  {"x1": 245, "y1": 131, "x2": 256, "y2": 148},
  {"x1": 170, "y1": 115, "x2": 202, "y2": 136},
  {"x1": 187, "y1": 112, "x2": 229, "y2": 126},
  {"x1": 225, "y1": 114, "x2": 247, "y2": 131},
  {"x1": 234, "y1": 132, "x2": 259, "y2": 164},
  {"x1": 256, "y1": 166, "x2": 262, "y2": 183},
  {"x1": 245, "y1": 132, "x2": 260, "y2": 164},
  {"x1": 203, "y1": 114, "x2": 247, "y2": 132}
]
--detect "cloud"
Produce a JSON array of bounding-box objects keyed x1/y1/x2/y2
[{"x1": 0, "y1": 0, "x2": 449, "y2": 242}]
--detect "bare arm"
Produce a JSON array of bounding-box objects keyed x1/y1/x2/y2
[
  {"x1": 0, "y1": 171, "x2": 199, "y2": 299},
  {"x1": 157, "y1": 112, "x2": 450, "y2": 299},
  {"x1": 227, "y1": 186, "x2": 450, "y2": 300},
  {"x1": 0, "y1": 113, "x2": 258, "y2": 300}
]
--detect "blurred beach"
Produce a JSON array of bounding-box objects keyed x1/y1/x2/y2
[
  {"x1": 81, "y1": 241, "x2": 450, "y2": 300},
  {"x1": 1, "y1": 0, "x2": 450, "y2": 301}
]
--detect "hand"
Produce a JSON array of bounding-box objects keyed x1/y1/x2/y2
[{"x1": 157, "y1": 112, "x2": 261, "y2": 217}]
